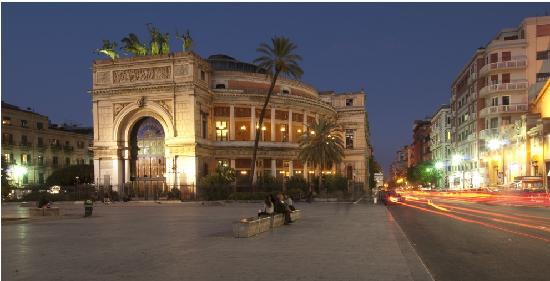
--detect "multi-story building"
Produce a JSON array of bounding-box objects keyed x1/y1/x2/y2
[
  {"x1": 390, "y1": 145, "x2": 409, "y2": 183},
  {"x1": 1, "y1": 102, "x2": 93, "y2": 189},
  {"x1": 91, "y1": 53, "x2": 371, "y2": 199},
  {"x1": 430, "y1": 104, "x2": 451, "y2": 188},
  {"x1": 410, "y1": 120, "x2": 431, "y2": 167},
  {"x1": 451, "y1": 16, "x2": 550, "y2": 189}
]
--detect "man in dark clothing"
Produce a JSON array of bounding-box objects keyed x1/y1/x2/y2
[{"x1": 274, "y1": 193, "x2": 292, "y2": 224}]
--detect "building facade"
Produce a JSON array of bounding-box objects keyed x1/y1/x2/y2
[
  {"x1": 1, "y1": 102, "x2": 93, "y2": 189},
  {"x1": 430, "y1": 105, "x2": 451, "y2": 188},
  {"x1": 410, "y1": 120, "x2": 431, "y2": 167},
  {"x1": 389, "y1": 145, "x2": 409, "y2": 184},
  {"x1": 450, "y1": 16, "x2": 550, "y2": 189},
  {"x1": 91, "y1": 53, "x2": 371, "y2": 199}
]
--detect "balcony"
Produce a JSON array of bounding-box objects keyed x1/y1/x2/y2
[
  {"x1": 479, "y1": 81, "x2": 528, "y2": 98},
  {"x1": 63, "y1": 145, "x2": 74, "y2": 152},
  {"x1": 479, "y1": 56, "x2": 527, "y2": 76},
  {"x1": 19, "y1": 142, "x2": 33, "y2": 149},
  {"x1": 50, "y1": 143, "x2": 62, "y2": 151},
  {"x1": 479, "y1": 128, "x2": 499, "y2": 140},
  {"x1": 479, "y1": 103, "x2": 528, "y2": 118}
]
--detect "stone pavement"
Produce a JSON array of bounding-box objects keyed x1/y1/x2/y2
[{"x1": 1, "y1": 201, "x2": 433, "y2": 281}]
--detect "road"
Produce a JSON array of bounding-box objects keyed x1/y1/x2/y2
[{"x1": 388, "y1": 192, "x2": 550, "y2": 281}]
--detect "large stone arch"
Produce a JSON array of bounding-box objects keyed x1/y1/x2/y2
[{"x1": 113, "y1": 101, "x2": 175, "y2": 147}]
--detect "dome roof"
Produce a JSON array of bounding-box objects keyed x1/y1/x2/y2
[{"x1": 207, "y1": 54, "x2": 266, "y2": 74}]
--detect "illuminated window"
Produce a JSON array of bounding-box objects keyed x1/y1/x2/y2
[
  {"x1": 21, "y1": 120, "x2": 28, "y2": 128},
  {"x1": 215, "y1": 121, "x2": 228, "y2": 141},
  {"x1": 21, "y1": 154, "x2": 31, "y2": 165},
  {"x1": 37, "y1": 155, "x2": 44, "y2": 165},
  {"x1": 345, "y1": 129, "x2": 354, "y2": 149},
  {"x1": 2, "y1": 117, "x2": 11, "y2": 126}
]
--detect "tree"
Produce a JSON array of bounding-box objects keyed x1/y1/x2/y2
[
  {"x1": 1, "y1": 157, "x2": 13, "y2": 198},
  {"x1": 46, "y1": 165, "x2": 94, "y2": 186},
  {"x1": 297, "y1": 118, "x2": 345, "y2": 192},
  {"x1": 406, "y1": 161, "x2": 442, "y2": 186},
  {"x1": 249, "y1": 36, "x2": 304, "y2": 191},
  {"x1": 96, "y1": 40, "x2": 119, "y2": 60}
]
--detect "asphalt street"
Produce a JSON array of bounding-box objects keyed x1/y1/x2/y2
[{"x1": 388, "y1": 196, "x2": 550, "y2": 281}]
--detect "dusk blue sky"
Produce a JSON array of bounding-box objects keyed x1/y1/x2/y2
[{"x1": 3, "y1": 3, "x2": 550, "y2": 174}]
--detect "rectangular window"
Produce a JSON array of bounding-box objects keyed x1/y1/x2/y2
[
  {"x1": 38, "y1": 173, "x2": 44, "y2": 184},
  {"x1": 502, "y1": 96, "x2": 510, "y2": 106},
  {"x1": 490, "y1": 118, "x2": 498, "y2": 129},
  {"x1": 345, "y1": 129, "x2": 354, "y2": 149},
  {"x1": 52, "y1": 156, "x2": 59, "y2": 166},
  {"x1": 501, "y1": 73, "x2": 510, "y2": 83},
  {"x1": 37, "y1": 137, "x2": 44, "y2": 146},
  {"x1": 65, "y1": 157, "x2": 71, "y2": 166},
  {"x1": 2, "y1": 117, "x2": 11, "y2": 126},
  {"x1": 491, "y1": 97, "x2": 498, "y2": 106},
  {"x1": 201, "y1": 113, "x2": 208, "y2": 139},
  {"x1": 200, "y1": 70, "x2": 206, "y2": 81},
  {"x1": 345, "y1": 99, "x2": 354, "y2": 107},
  {"x1": 490, "y1": 75, "x2": 498, "y2": 84},
  {"x1": 536, "y1": 72, "x2": 550, "y2": 82},
  {"x1": 215, "y1": 121, "x2": 228, "y2": 141},
  {"x1": 37, "y1": 122, "x2": 44, "y2": 130},
  {"x1": 2, "y1": 133, "x2": 13, "y2": 145},
  {"x1": 21, "y1": 120, "x2": 28, "y2": 128},
  {"x1": 21, "y1": 154, "x2": 30, "y2": 165},
  {"x1": 490, "y1": 53, "x2": 498, "y2": 63},
  {"x1": 21, "y1": 135, "x2": 28, "y2": 145},
  {"x1": 3, "y1": 153, "x2": 11, "y2": 163},
  {"x1": 501, "y1": 52, "x2": 511, "y2": 62},
  {"x1": 536, "y1": 50, "x2": 550, "y2": 60},
  {"x1": 37, "y1": 155, "x2": 44, "y2": 165}
]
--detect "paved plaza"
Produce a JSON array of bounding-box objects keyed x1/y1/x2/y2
[{"x1": 2, "y1": 202, "x2": 432, "y2": 281}]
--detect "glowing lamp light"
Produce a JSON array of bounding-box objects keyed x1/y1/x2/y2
[
  {"x1": 488, "y1": 139, "x2": 502, "y2": 150},
  {"x1": 240, "y1": 171, "x2": 248, "y2": 175},
  {"x1": 435, "y1": 161, "x2": 444, "y2": 170},
  {"x1": 12, "y1": 165, "x2": 28, "y2": 178},
  {"x1": 280, "y1": 126, "x2": 286, "y2": 132},
  {"x1": 240, "y1": 125, "x2": 247, "y2": 131},
  {"x1": 310, "y1": 130, "x2": 316, "y2": 135},
  {"x1": 308, "y1": 171, "x2": 315, "y2": 174},
  {"x1": 261, "y1": 126, "x2": 267, "y2": 131},
  {"x1": 297, "y1": 129, "x2": 302, "y2": 133}
]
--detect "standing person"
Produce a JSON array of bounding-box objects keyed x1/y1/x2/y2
[{"x1": 258, "y1": 195, "x2": 275, "y2": 217}]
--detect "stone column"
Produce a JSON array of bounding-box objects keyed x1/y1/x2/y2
[
  {"x1": 271, "y1": 108, "x2": 276, "y2": 142},
  {"x1": 288, "y1": 109, "x2": 293, "y2": 142},
  {"x1": 250, "y1": 106, "x2": 256, "y2": 140},
  {"x1": 289, "y1": 160, "x2": 294, "y2": 176},
  {"x1": 230, "y1": 159, "x2": 236, "y2": 169},
  {"x1": 271, "y1": 159, "x2": 277, "y2": 177},
  {"x1": 229, "y1": 105, "x2": 235, "y2": 140}
]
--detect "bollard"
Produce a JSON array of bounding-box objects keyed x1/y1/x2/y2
[{"x1": 84, "y1": 200, "x2": 93, "y2": 217}]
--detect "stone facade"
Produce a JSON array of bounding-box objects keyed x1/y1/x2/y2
[
  {"x1": 1, "y1": 102, "x2": 93, "y2": 188},
  {"x1": 91, "y1": 53, "x2": 371, "y2": 196}
]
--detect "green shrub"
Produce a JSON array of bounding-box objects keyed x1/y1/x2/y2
[
  {"x1": 167, "y1": 188, "x2": 181, "y2": 200},
  {"x1": 198, "y1": 174, "x2": 232, "y2": 200},
  {"x1": 325, "y1": 174, "x2": 348, "y2": 193},
  {"x1": 287, "y1": 175, "x2": 308, "y2": 193},
  {"x1": 256, "y1": 176, "x2": 282, "y2": 192},
  {"x1": 228, "y1": 192, "x2": 270, "y2": 201}
]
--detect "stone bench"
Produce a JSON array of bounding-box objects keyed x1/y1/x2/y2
[
  {"x1": 29, "y1": 207, "x2": 60, "y2": 217},
  {"x1": 233, "y1": 210, "x2": 302, "y2": 238}
]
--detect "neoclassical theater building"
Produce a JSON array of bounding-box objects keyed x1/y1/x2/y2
[{"x1": 91, "y1": 52, "x2": 370, "y2": 198}]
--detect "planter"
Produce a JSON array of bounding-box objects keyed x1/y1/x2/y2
[
  {"x1": 233, "y1": 217, "x2": 260, "y2": 238},
  {"x1": 290, "y1": 210, "x2": 302, "y2": 221}
]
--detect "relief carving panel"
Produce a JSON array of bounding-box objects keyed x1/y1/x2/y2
[
  {"x1": 113, "y1": 66, "x2": 171, "y2": 84},
  {"x1": 174, "y1": 64, "x2": 189, "y2": 77}
]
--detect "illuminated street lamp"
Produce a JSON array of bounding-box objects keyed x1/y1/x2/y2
[
  {"x1": 488, "y1": 138, "x2": 506, "y2": 185},
  {"x1": 11, "y1": 165, "x2": 28, "y2": 187}
]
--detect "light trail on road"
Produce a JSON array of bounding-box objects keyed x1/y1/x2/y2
[{"x1": 395, "y1": 201, "x2": 550, "y2": 243}]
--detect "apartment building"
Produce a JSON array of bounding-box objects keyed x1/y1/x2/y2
[
  {"x1": 450, "y1": 16, "x2": 550, "y2": 189},
  {"x1": 1, "y1": 102, "x2": 93, "y2": 189},
  {"x1": 410, "y1": 120, "x2": 431, "y2": 167},
  {"x1": 430, "y1": 105, "x2": 451, "y2": 188}
]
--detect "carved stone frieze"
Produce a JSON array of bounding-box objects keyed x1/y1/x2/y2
[{"x1": 113, "y1": 66, "x2": 171, "y2": 84}]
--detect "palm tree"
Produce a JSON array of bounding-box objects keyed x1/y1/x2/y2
[
  {"x1": 249, "y1": 36, "x2": 304, "y2": 191},
  {"x1": 121, "y1": 33, "x2": 148, "y2": 56},
  {"x1": 297, "y1": 118, "x2": 345, "y2": 192}
]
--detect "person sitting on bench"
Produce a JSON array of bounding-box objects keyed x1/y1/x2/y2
[
  {"x1": 284, "y1": 193, "x2": 296, "y2": 211},
  {"x1": 275, "y1": 192, "x2": 293, "y2": 224},
  {"x1": 258, "y1": 195, "x2": 275, "y2": 218}
]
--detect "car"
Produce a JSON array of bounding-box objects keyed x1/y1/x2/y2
[{"x1": 382, "y1": 190, "x2": 405, "y2": 205}]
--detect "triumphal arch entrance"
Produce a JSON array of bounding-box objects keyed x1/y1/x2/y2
[{"x1": 91, "y1": 52, "x2": 212, "y2": 199}]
